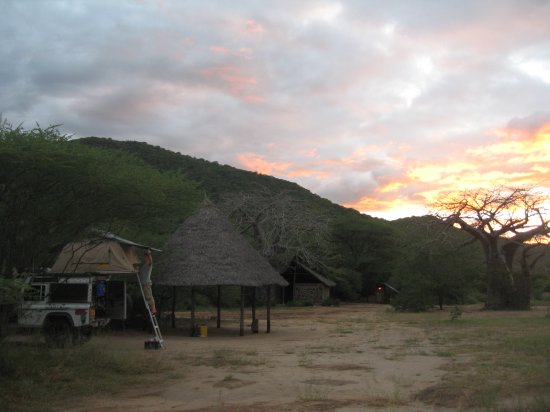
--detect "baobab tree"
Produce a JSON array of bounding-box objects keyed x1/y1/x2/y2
[{"x1": 434, "y1": 186, "x2": 549, "y2": 310}]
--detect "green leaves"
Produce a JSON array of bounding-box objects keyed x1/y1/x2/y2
[{"x1": 0, "y1": 121, "x2": 200, "y2": 276}]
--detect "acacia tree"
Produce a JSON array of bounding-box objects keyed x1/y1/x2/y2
[
  {"x1": 435, "y1": 187, "x2": 549, "y2": 309},
  {"x1": 219, "y1": 188, "x2": 332, "y2": 271}
]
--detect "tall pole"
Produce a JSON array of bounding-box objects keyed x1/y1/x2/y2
[
  {"x1": 190, "y1": 286, "x2": 196, "y2": 337},
  {"x1": 251, "y1": 287, "x2": 256, "y2": 322},
  {"x1": 171, "y1": 286, "x2": 177, "y2": 328},
  {"x1": 216, "y1": 285, "x2": 221, "y2": 329},
  {"x1": 266, "y1": 285, "x2": 271, "y2": 333},
  {"x1": 239, "y1": 286, "x2": 245, "y2": 336}
]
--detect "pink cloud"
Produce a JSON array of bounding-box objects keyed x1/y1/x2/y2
[
  {"x1": 245, "y1": 19, "x2": 264, "y2": 34},
  {"x1": 210, "y1": 45, "x2": 230, "y2": 55},
  {"x1": 200, "y1": 65, "x2": 263, "y2": 102}
]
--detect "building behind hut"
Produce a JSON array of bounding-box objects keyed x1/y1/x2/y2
[{"x1": 280, "y1": 260, "x2": 336, "y2": 305}]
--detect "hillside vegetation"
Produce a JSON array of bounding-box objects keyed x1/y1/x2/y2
[{"x1": 6, "y1": 125, "x2": 545, "y2": 315}]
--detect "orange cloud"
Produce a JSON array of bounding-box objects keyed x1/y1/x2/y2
[
  {"x1": 288, "y1": 168, "x2": 331, "y2": 179},
  {"x1": 343, "y1": 195, "x2": 429, "y2": 220},
  {"x1": 349, "y1": 122, "x2": 550, "y2": 217},
  {"x1": 379, "y1": 182, "x2": 406, "y2": 193},
  {"x1": 237, "y1": 152, "x2": 291, "y2": 175}
]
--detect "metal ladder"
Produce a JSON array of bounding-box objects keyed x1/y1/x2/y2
[{"x1": 136, "y1": 273, "x2": 165, "y2": 349}]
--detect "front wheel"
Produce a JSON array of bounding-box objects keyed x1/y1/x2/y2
[{"x1": 43, "y1": 319, "x2": 73, "y2": 348}]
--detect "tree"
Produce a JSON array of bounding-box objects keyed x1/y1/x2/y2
[
  {"x1": 219, "y1": 187, "x2": 332, "y2": 271},
  {"x1": 390, "y1": 216, "x2": 483, "y2": 311},
  {"x1": 330, "y1": 212, "x2": 397, "y2": 300},
  {"x1": 434, "y1": 187, "x2": 550, "y2": 310},
  {"x1": 0, "y1": 120, "x2": 200, "y2": 335}
]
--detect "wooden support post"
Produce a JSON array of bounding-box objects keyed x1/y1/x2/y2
[
  {"x1": 266, "y1": 285, "x2": 271, "y2": 333},
  {"x1": 239, "y1": 286, "x2": 245, "y2": 336},
  {"x1": 190, "y1": 286, "x2": 196, "y2": 337},
  {"x1": 171, "y1": 286, "x2": 177, "y2": 328},
  {"x1": 251, "y1": 287, "x2": 256, "y2": 322},
  {"x1": 216, "y1": 285, "x2": 221, "y2": 329}
]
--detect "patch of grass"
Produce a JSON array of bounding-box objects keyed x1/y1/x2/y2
[
  {"x1": 364, "y1": 382, "x2": 408, "y2": 408},
  {"x1": 334, "y1": 322, "x2": 354, "y2": 334},
  {"x1": 210, "y1": 349, "x2": 264, "y2": 368},
  {"x1": 0, "y1": 341, "x2": 172, "y2": 412},
  {"x1": 305, "y1": 344, "x2": 352, "y2": 354},
  {"x1": 372, "y1": 344, "x2": 393, "y2": 350},
  {"x1": 298, "y1": 351, "x2": 313, "y2": 368},
  {"x1": 296, "y1": 382, "x2": 328, "y2": 402},
  {"x1": 432, "y1": 350, "x2": 456, "y2": 358},
  {"x1": 403, "y1": 337, "x2": 420, "y2": 346}
]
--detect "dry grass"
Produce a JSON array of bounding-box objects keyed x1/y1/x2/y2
[
  {"x1": 0, "y1": 340, "x2": 173, "y2": 412},
  {"x1": 406, "y1": 312, "x2": 550, "y2": 410}
]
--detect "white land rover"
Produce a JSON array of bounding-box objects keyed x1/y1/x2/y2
[{"x1": 18, "y1": 273, "x2": 127, "y2": 348}]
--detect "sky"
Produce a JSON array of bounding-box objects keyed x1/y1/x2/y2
[{"x1": 2, "y1": 0, "x2": 550, "y2": 220}]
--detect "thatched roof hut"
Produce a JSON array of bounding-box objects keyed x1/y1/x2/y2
[
  {"x1": 155, "y1": 200, "x2": 288, "y2": 335},
  {"x1": 155, "y1": 201, "x2": 288, "y2": 287}
]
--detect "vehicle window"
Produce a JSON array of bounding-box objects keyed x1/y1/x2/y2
[
  {"x1": 49, "y1": 284, "x2": 88, "y2": 303},
  {"x1": 24, "y1": 284, "x2": 46, "y2": 301}
]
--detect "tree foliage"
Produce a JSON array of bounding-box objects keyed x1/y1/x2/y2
[
  {"x1": 390, "y1": 216, "x2": 484, "y2": 311},
  {"x1": 330, "y1": 212, "x2": 397, "y2": 300},
  {"x1": 0, "y1": 120, "x2": 200, "y2": 276},
  {"x1": 434, "y1": 186, "x2": 550, "y2": 309}
]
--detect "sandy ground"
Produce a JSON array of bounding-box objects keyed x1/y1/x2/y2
[{"x1": 65, "y1": 304, "x2": 465, "y2": 412}]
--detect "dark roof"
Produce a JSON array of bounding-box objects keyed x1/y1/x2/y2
[
  {"x1": 294, "y1": 262, "x2": 336, "y2": 287},
  {"x1": 302, "y1": 265, "x2": 336, "y2": 288},
  {"x1": 154, "y1": 201, "x2": 288, "y2": 287}
]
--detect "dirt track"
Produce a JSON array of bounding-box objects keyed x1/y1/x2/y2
[{"x1": 66, "y1": 304, "x2": 460, "y2": 411}]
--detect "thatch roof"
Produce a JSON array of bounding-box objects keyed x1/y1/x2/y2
[{"x1": 155, "y1": 201, "x2": 289, "y2": 287}]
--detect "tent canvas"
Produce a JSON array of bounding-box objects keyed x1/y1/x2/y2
[{"x1": 51, "y1": 239, "x2": 141, "y2": 274}]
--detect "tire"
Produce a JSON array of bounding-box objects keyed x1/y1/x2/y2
[
  {"x1": 44, "y1": 319, "x2": 73, "y2": 348},
  {"x1": 73, "y1": 326, "x2": 93, "y2": 345}
]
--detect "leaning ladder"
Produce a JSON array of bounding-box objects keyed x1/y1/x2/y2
[{"x1": 136, "y1": 273, "x2": 165, "y2": 349}]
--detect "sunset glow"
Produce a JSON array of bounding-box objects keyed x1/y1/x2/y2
[{"x1": 3, "y1": 1, "x2": 550, "y2": 220}]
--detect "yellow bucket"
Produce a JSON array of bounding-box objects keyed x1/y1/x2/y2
[{"x1": 199, "y1": 324, "x2": 208, "y2": 338}]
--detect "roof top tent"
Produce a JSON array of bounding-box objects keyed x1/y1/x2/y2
[
  {"x1": 49, "y1": 232, "x2": 160, "y2": 322},
  {"x1": 155, "y1": 200, "x2": 288, "y2": 336},
  {"x1": 51, "y1": 232, "x2": 159, "y2": 277}
]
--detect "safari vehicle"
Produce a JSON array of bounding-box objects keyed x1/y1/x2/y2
[
  {"x1": 18, "y1": 273, "x2": 127, "y2": 348},
  {"x1": 17, "y1": 232, "x2": 158, "y2": 348}
]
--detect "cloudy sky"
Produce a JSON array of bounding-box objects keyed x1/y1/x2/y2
[{"x1": 2, "y1": 0, "x2": 550, "y2": 219}]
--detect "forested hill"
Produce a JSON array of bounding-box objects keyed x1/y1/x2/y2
[{"x1": 77, "y1": 136, "x2": 369, "y2": 220}]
